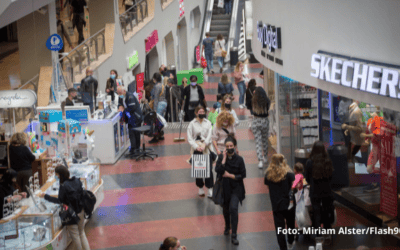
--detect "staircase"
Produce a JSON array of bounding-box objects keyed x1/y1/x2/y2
[{"x1": 209, "y1": 1, "x2": 231, "y2": 43}]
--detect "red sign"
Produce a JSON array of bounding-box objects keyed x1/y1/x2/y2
[
  {"x1": 136, "y1": 73, "x2": 145, "y2": 101},
  {"x1": 179, "y1": 0, "x2": 185, "y2": 17},
  {"x1": 145, "y1": 30, "x2": 159, "y2": 53},
  {"x1": 380, "y1": 120, "x2": 398, "y2": 217},
  {"x1": 196, "y1": 45, "x2": 200, "y2": 63}
]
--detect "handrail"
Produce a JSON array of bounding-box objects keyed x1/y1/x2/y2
[
  {"x1": 193, "y1": 0, "x2": 213, "y2": 66},
  {"x1": 119, "y1": 0, "x2": 149, "y2": 40},
  {"x1": 225, "y1": 0, "x2": 240, "y2": 63}
]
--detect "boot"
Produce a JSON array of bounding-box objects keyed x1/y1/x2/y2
[
  {"x1": 224, "y1": 226, "x2": 230, "y2": 235},
  {"x1": 231, "y1": 234, "x2": 239, "y2": 245}
]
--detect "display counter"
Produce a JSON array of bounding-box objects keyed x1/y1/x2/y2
[{"x1": 0, "y1": 164, "x2": 104, "y2": 250}]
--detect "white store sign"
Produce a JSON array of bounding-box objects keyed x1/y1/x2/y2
[
  {"x1": 0, "y1": 89, "x2": 37, "y2": 108},
  {"x1": 311, "y1": 53, "x2": 400, "y2": 99}
]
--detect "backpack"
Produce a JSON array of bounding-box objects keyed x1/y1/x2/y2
[{"x1": 81, "y1": 189, "x2": 97, "y2": 219}]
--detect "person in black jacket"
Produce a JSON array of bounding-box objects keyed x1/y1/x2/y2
[
  {"x1": 264, "y1": 154, "x2": 296, "y2": 250},
  {"x1": 117, "y1": 86, "x2": 143, "y2": 154},
  {"x1": 165, "y1": 78, "x2": 182, "y2": 122},
  {"x1": 0, "y1": 169, "x2": 26, "y2": 220},
  {"x1": 39, "y1": 165, "x2": 90, "y2": 250},
  {"x1": 181, "y1": 75, "x2": 206, "y2": 122},
  {"x1": 215, "y1": 135, "x2": 246, "y2": 246},
  {"x1": 80, "y1": 68, "x2": 98, "y2": 113},
  {"x1": 305, "y1": 141, "x2": 334, "y2": 246},
  {"x1": 9, "y1": 133, "x2": 36, "y2": 196}
]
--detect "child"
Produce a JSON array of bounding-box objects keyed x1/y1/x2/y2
[
  {"x1": 292, "y1": 162, "x2": 306, "y2": 191},
  {"x1": 208, "y1": 102, "x2": 220, "y2": 126}
]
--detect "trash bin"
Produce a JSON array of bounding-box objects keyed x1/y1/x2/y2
[
  {"x1": 328, "y1": 145, "x2": 349, "y2": 190},
  {"x1": 230, "y1": 47, "x2": 239, "y2": 66},
  {"x1": 295, "y1": 147, "x2": 311, "y2": 168}
]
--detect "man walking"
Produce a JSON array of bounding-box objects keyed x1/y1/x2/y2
[
  {"x1": 80, "y1": 67, "x2": 98, "y2": 113},
  {"x1": 202, "y1": 32, "x2": 215, "y2": 74}
]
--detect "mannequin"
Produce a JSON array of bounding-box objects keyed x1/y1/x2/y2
[
  {"x1": 364, "y1": 112, "x2": 383, "y2": 174},
  {"x1": 342, "y1": 102, "x2": 364, "y2": 163}
]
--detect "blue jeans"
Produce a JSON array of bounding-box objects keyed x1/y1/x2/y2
[
  {"x1": 205, "y1": 53, "x2": 214, "y2": 72},
  {"x1": 157, "y1": 101, "x2": 168, "y2": 117},
  {"x1": 225, "y1": 1, "x2": 232, "y2": 14},
  {"x1": 237, "y1": 81, "x2": 246, "y2": 105},
  {"x1": 217, "y1": 57, "x2": 224, "y2": 69}
]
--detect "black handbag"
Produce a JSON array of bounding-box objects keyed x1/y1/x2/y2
[
  {"x1": 59, "y1": 204, "x2": 80, "y2": 226},
  {"x1": 212, "y1": 177, "x2": 224, "y2": 206}
]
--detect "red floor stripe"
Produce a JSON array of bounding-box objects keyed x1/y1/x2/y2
[
  {"x1": 100, "y1": 177, "x2": 268, "y2": 207},
  {"x1": 100, "y1": 150, "x2": 259, "y2": 176}
]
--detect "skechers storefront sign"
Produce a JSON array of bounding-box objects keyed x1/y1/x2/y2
[
  {"x1": 257, "y1": 21, "x2": 281, "y2": 53},
  {"x1": 311, "y1": 53, "x2": 400, "y2": 99}
]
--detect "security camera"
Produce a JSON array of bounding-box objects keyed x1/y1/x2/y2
[{"x1": 37, "y1": 7, "x2": 47, "y2": 15}]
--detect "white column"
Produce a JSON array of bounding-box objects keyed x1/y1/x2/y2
[{"x1": 48, "y1": 1, "x2": 61, "y2": 103}]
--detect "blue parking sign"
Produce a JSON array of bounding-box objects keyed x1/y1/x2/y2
[{"x1": 46, "y1": 34, "x2": 63, "y2": 51}]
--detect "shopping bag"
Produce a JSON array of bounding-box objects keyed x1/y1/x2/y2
[
  {"x1": 201, "y1": 56, "x2": 207, "y2": 69},
  {"x1": 212, "y1": 177, "x2": 224, "y2": 206},
  {"x1": 191, "y1": 154, "x2": 210, "y2": 178},
  {"x1": 156, "y1": 113, "x2": 168, "y2": 128},
  {"x1": 217, "y1": 0, "x2": 224, "y2": 8},
  {"x1": 295, "y1": 190, "x2": 312, "y2": 229}
]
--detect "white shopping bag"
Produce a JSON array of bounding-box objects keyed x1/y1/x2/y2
[
  {"x1": 218, "y1": 0, "x2": 224, "y2": 8},
  {"x1": 157, "y1": 113, "x2": 168, "y2": 128},
  {"x1": 191, "y1": 154, "x2": 210, "y2": 178}
]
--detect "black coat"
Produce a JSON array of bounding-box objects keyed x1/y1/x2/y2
[
  {"x1": 215, "y1": 153, "x2": 246, "y2": 203},
  {"x1": 45, "y1": 177, "x2": 84, "y2": 214},
  {"x1": 80, "y1": 75, "x2": 98, "y2": 103},
  {"x1": 264, "y1": 172, "x2": 295, "y2": 212},
  {"x1": 182, "y1": 85, "x2": 205, "y2": 119},
  {"x1": 9, "y1": 145, "x2": 35, "y2": 172},
  {"x1": 305, "y1": 159, "x2": 333, "y2": 198}
]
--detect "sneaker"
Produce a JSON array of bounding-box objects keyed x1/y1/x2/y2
[
  {"x1": 239, "y1": 105, "x2": 244, "y2": 109},
  {"x1": 207, "y1": 188, "x2": 213, "y2": 198},
  {"x1": 159, "y1": 136, "x2": 165, "y2": 140},
  {"x1": 364, "y1": 183, "x2": 380, "y2": 192},
  {"x1": 149, "y1": 138, "x2": 159, "y2": 144},
  {"x1": 198, "y1": 188, "x2": 205, "y2": 197},
  {"x1": 220, "y1": 68, "x2": 223, "y2": 73},
  {"x1": 287, "y1": 241, "x2": 295, "y2": 250},
  {"x1": 231, "y1": 235, "x2": 239, "y2": 245},
  {"x1": 258, "y1": 161, "x2": 263, "y2": 169},
  {"x1": 224, "y1": 227, "x2": 230, "y2": 235},
  {"x1": 211, "y1": 70, "x2": 215, "y2": 74}
]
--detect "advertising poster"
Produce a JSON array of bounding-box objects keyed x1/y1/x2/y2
[
  {"x1": 380, "y1": 121, "x2": 398, "y2": 217},
  {"x1": 114, "y1": 123, "x2": 119, "y2": 154},
  {"x1": 136, "y1": 72, "x2": 145, "y2": 101}
]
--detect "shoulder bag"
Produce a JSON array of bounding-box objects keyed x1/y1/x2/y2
[
  {"x1": 212, "y1": 175, "x2": 224, "y2": 206},
  {"x1": 59, "y1": 203, "x2": 80, "y2": 226},
  {"x1": 219, "y1": 41, "x2": 227, "y2": 58}
]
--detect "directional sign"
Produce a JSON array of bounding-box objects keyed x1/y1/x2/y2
[{"x1": 46, "y1": 34, "x2": 64, "y2": 51}]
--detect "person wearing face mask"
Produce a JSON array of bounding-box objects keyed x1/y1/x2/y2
[
  {"x1": 187, "y1": 106, "x2": 214, "y2": 197},
  {"x1": 216, "y1": 95, "x2": 239, "y2": 127},
  {"x1": 117, "y1": 86, "x2": 143, "y2": 154},
  {"x1": 0, "y1": 169, "x2": 27, "y2": 220},
  {"x1": 212, "y1": 111, "x2": 237, "y2": 155},
  {"x1": 80, "y1": 67, "x2": 98, "y2": 113},
  {"x1": 39, "y1": 165, "x2": 90, "y2": 250},
  {"x1": 105, "y1": 70, "x2": 118, "y2": 103},
  {"x1": 181, "y1": 75, "x2": 206, "y2": 122},
  {"x1": 159, "y1": 237, "x2": 187, "y2": 250},
  {"x1": 215, "y1": 135, "x2": 246, "y2": 246}
]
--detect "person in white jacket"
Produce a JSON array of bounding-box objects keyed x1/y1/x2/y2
[
  {"x1": 215, "y1": 34, "x2": 226, "y2": 73},
  {"x1": 216, "y1": 95, "x2": 239, "y2": 127},
  {"x1": 187, "y1": 106, "x2": 214, "y2": 197}
]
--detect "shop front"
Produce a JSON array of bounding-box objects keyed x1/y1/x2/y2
[{"x1": 252, "y1": 0, "x2": 400, "y2": 228}]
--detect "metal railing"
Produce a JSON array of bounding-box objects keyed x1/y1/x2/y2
[
  {"x1": 120, "y1": 0, "x2": 149, "y2": 41},
  {"x1": 59, "y1": 28, "x2": 106, "y2": 86}
]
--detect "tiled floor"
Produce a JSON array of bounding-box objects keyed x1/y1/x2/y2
[{"x1": 82, "y1": 63, "x2": 400, "y2": 249}]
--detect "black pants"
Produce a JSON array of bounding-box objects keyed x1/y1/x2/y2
[
  {"x1": 223, "y1": 193, "x2": 240, "y2": 235},
  {"x1": 108, "y1": 90, "x2": 115, "y2": 102},
  {"x1": 272, "y1": 208, "x2": 296, "y2": 250},
  {"x1": 311, "y1": 197, "x2": 333, "y2": 235},
  {"x1": 193, "y1": 150, "x2": 214, "y2": 188},
  {"x1": 73, "y1": 13, "x2": 85, "y2": 44},
  {"x1": 186, "y1": 109, "x2": 195, "y2": 122},
  {"x1": 128, "y1": 126, "x2": 141, "y2": 153},
  {"x1": 17, "y1": 169, "x2": 33, "y2": 197}
]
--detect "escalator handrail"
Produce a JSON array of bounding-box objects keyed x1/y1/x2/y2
[
  {"x1": 225, "y1": 0, "x2": 240, "y2": 63},
  {"x1": 193, "y1": 0, "x2": 214, "y2": 66}
]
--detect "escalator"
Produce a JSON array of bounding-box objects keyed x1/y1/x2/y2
[{"x1": 209, "y1": 2, "x2": 231, "y2": 42}]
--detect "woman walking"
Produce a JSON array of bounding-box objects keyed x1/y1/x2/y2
[
  {"x1": 215, "y1": 135, "x2": 246, "y2": 246},
  {"x1": 216, "y1": 95, "x2": 239, "y2": 127},
  {"x1": 233, "y1": 62, "x2": 248, "y2": 109},
  {"x1": 39, "y1": 165, "x2": 91, "y2": 250},
  {"x1": 251, "y1": 87, "x2": 271, "y2": 168},
  {"x1": 245, "y1": 79, "x2": 257, "y2": 128},
  {"x1": 187, "y1": 106, "x2": 214, "y2": 197},
  {"x1": 264, "y1": 154, "x2": 296, "y2": 250},
  {"x1": 215, "y1": 34, "x2": 226, "y2": 73},
  {"x1": 218, "y1": 74, "x2": 234, "y2": 101},
  {"x1": 305, "y1": 141, "x2": 334, "y2": 246},
  {"x1": 212, "y1": 111, "x2": 236, "y2": 155}
]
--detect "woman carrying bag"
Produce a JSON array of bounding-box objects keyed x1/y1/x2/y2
[
  {"x1": 245, "y1": 79, "x2": 257, "y2": 128},
  {"x1": 39, "y1": 165, "x2": 90, "y2": 250},
  {"x1": 215, "y1": 135, "x2": 246, "y2": 246},
  {"x1": 215, "y1": 34, "x2": 226, "y2": 73}
]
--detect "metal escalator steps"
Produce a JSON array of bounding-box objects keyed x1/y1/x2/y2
[
  {"x1": 209, "y1": 31, "x2": 229, "y2": 37},
  {"x1": 210, "y1": 25, "x2": 230, "y2": 31},
  {"x1": 211, "y1": 20, "x2": 230, "y2": 26},
  {"x1": 212, "y1": 15, "x2": 231, "y2": 20}
]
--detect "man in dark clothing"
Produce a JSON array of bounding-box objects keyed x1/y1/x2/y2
[
  {"x1": 165, "y1": 78, "x2": 182, "y2": 122},
  {"x1": 202, "y1": 32, "x2": 215, "y2": 74},
  {"x1": 181, "y1": 75, "x2": 206, "y2": 122},
  {"x1": 117, "y1": 86, "x2": 143, "y2": 154},
  {"x1": 70, "y1": 0, "x2": 87, "y2": 44},
  {"x1": 80, "y1": 68, "x2": 98, "y2": 113},
  {"x1": 128, "y1": 80, "x2": 136, "y2": 93},
  {"x1": 65, "y1": 88, "x2": 78, "y2": 106},
  {"x1": 159, "y1": 64, "x2": 174, "y2": 78}
]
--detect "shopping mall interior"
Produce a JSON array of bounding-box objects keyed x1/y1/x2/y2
[{"x1": 0, "y1": 0, "x2": 400, "y2": 249}]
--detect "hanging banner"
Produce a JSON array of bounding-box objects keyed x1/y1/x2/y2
[
  {"x1": 380, "y1": 121, "x2": 398, "y2": 217},
  {"x1": 0, "y1": 89, "x2": 37, "y2": 108},
  {"x1": 196, "y1": 45, "x2": 200, "y2": 63},
  {"x1": 136, "y1": 72, "x2": 145, "y2": 101},
  {"x1": 145, "y1": 30, "x2": 159, "y2": 53},
  {"x1": 179, "y1": 0, "x2": 185, "y2": 18}
]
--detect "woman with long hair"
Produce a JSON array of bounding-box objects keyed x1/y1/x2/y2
[
  {"x1": 212, "y1": 111, "x2": 236, "y2": 155},
  {"x1": 215, "y1": 34, "x2": 226, "y2": 73},
  {"x1": 245, "y1": 79, "x2": 257, "y2": 128},
  {"x1": 39, "y1": 165, "x2": 90, "y2": 250},
  {"x1": 251, "y1": 87, "x2": 271, "y2": 168},
  {"x1": 216, "y1": 95, "x2": 239, "y2": 127},
  {"x1": 264, "y1": 154, "x2": 296, "y2": 250},
  {"x1": 159, "y1": 237, "x2": 187, "y2": 250},
  {"x1": 218, "y1": 73, "x2": 234, "y2": 101},
  {"x1": 233, "y1": 61, "x2": 248, "y2": 109},
  {"x1": 187, "y1": 106, "x2": 214, "y2": 197},
  {"x1": 215, "y1": 135, "x2": 246, "y2": 246},
  {"x1": 305, "y1": 141, "x2": 334, "y2": 245},
  {"x1": 105, "y1": 69, "x2": 118, "y2": 103}
]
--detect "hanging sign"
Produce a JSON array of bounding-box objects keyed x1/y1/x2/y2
[
  {"x1": 179, "y1": 0, "x2": 185, "y2": 18},
  {"x1": 0, "y1": 90, "x2": 37, "y2": 108},
  {"x1": 126, "y1": 51, "x2": 139, "y2": 70},
  {"x1": 46, "y1": 34, "x2": 64, "y2": 51},
  {"x1": 196, "y1": 45, "x2": 200, "y2": 63},
  {"x1": 136, "y1": 72, "x2": 145, "y2": 101},
  {"x1": 257, "y1": 21, "x2": 281, "y2": 53},
  {"x1": 145, "y1": 30, "x2": 159, "y2": 53}
]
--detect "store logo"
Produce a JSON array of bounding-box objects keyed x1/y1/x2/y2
[
  {"x1": 257, "y1": 21, "x2": 281, "y2": 53},
  {"x1": 126, "y1": 51, "x2": 139, "y2": 70},
  {"x1": 0, "y1": 90, "x2": 37, "y2": 108},
  {"x1": 311, "y1": 53, "x2": 400, "y2": 99}
]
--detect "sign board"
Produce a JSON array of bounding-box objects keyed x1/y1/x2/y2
[
  {"x1": 46, "y1": 34, "x2": 64, "y2": 51},
  {"x1": 126, "y1": 51, "x2": 139, "y2": 70},
  {"x1": 196, "y1": 45, "x2": 200, "y2": 63},
  {"x1": 257, "y1": 21, "x2": 281, "y2": 53},
  {"x1": 145, "y1": 30, "x2": 159, "y2": 53},
  {"x1": 179, "y1": 0, "x2": 185, "y2": 18},
  {"x1": 136, "y1": 72, "x2": 145, "y2": 101},
  {"x1": 65, "y1": 109, "x2": 89, "y2": 122},
  {"x1": 0, "y1": 89, "x2": 37, "y2": 108}
]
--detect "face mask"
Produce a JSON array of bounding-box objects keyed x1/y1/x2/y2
[
  {"x1": 191, "y1": 82, "x2": 197, "y2": 86},
  {"x1": 225, "y1": 104, "x2": 231, "y2": 109},
  {"x1": 198, "y1": 114, "x2": 206, "y2": 119},
  {"x1": 227, "y1": 148, "x2": 235, "y2": 154},
  {"x1": 223, "y1": 122, "x2": 229, "y2": 126},
  {"x1": 110, "y1": 75, "x2": 116, "y2": 79},
  {"x1": 55, "y1": 175, "x2": 59, "y2": 181},
  {"x1": 119, "y1": 95, "x2": 124, "y2": 98}
]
